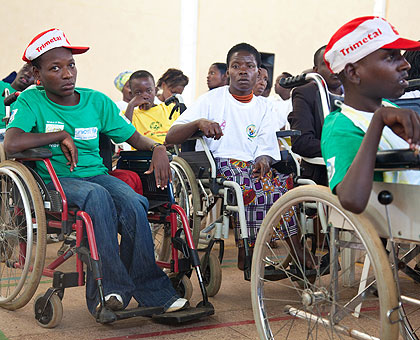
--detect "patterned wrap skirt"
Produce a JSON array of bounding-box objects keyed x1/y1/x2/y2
[{"x1": 215, "y1": 158, "x2": 298, "y2": 247}]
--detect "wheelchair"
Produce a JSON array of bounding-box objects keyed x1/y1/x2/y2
[
  {"x1": 0, "y1": 143, "x2": 214, "y2": 328},
  {"x1": 250, "y1": 73, "x2": 420, "y2": 340}
]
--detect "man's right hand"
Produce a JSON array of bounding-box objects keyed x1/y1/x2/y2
[
  {"x1": 376, "y1": 107, "x2": 420, "y2": 149},
  {"x1": 197, "y1": 119, "x2": 223, "y2": 140},
  {"x1": 128, "y1": 95, "x2": 152, "y2": 111},
  {"x1": 60, "y1": 132, "x2": 78, "y2": 172}
]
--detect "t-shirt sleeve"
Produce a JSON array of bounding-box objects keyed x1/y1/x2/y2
[
  {"x1": 255, "y1": 100, "x2": 281, "y2": 160},
  {"x1": 321, "y1": 114, "x2": 365, "y2": 193},
  {"x1": 171, "y1": 94, "x2": 209, "y2": 125},
  {"x1": 100, "y1": 97, "x2": 136, "y2": 143},
  {"x1": 6, "y1": 96, "x2": 37, "y2": 132}
]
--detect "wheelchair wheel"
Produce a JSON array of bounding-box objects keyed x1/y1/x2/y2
[
  {"x1": 34, "y1": 293, "x2": 63, "y2": 328},
  {"x1": 169, "y1": 273, "x2": 193, "y2": 300},
  {"x1": 251, "y1": 185, "x2": 399, "y2": 340},
  {"x1": 391, "y1": 242, "x2": 420, "y2": 338},
  {"x1": 200, "y1": 252, "x2": 222, "y2": 297},
  {"x1": 0, "y1": 161, "x2": 46, "y2": 310},
  {"x1": 151, "y1": 223, "x2": 171, "y2": 262},
  {"x1": 170, "y1": 157, "x2": 202, "y2": 248}
]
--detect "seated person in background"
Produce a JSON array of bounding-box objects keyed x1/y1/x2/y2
[
  {"x1": 400, "y1": 49, "x2": 420, "y2": 98},
  {"x1": 321, "y1": 16, "x2": 420, "y2": 214},
  {"x1": 166, "y1": 43, "x2": 311, "y2": 270},
  {"x1": 253, "y1": 64, "x2": 269, "y2": 96},
  {"x1": 5, "y1": 28, "x2": 187, "y2": 316},
  {"x1": 207, "y1": 62, "x2": 228, "y2": 90},
  {"x1": 272, "y1": 72, "x2": 293, "y2": 130},
  {"x1": 1, "y1": 63, "x2": 34, "y2": 131},
  {"x1": 262, "y1": 77, "x2": 272, "y2": 98},
  {"x1": 124, "y1": 70, "x2": 179, "y2": 144},
  {"x1": 155, "y1": 68, "x2": 189, "y2": 104},
  {"x1": 287, "y1": 45, "x2": 343, "y2": 186},
  {"x1": 113, "y1": 70, "x2": 133, "y2": 111}
]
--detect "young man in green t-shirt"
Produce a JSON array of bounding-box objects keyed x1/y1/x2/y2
[
  {"x1": 321, "y1": 16, "x2": 420, "y2": 214},
  {"x1": 0, "y1": 63, "x2": 34, "y2": 131},
  {"x1": 5, "y1": 28, "x2": 187, "y2": 316}
]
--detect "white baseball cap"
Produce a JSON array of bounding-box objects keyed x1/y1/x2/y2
[
  {"x1": 23, "y1": 28, "x2": 89, "y2": 62},
  {"x1": 324, "y1": 16, "x2": 420, "y2": 74}
]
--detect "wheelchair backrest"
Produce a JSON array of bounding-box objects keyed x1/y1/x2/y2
[{"x1": 391, "y1": 97, "x2": 420, "y2": 116}]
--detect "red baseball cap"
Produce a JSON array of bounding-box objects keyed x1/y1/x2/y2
[
  {"x1": 324, "y1": 16, "x2": 420, "y2": 74},
  {"x1": 22, "y1": 28, "x2": 89, "y2": 62}
]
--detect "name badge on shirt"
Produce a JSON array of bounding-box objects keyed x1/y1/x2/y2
[{"x1": 74, "y1": 127, "x2": 98, "y2": 140}]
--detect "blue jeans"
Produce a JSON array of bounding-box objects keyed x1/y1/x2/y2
[{"x1": 48, "y1": 174, "x2": 178, "y2": 315}]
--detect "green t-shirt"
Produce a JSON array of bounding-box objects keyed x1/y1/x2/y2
[
  {"x1": 321, "y1": 108, "x2": 382, "y2": 193},
  {"x1": 7, "y1": 86, "x2": 136, "y2": 182},
  {"x1": 0, "y1": 80, "x2": 16, "y2": 129}
]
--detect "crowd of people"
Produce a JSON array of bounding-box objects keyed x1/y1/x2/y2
[{"x1": 2, "y1": 14, "x2": 420, "y2": 318}]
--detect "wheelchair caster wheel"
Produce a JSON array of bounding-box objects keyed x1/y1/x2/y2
[
  {"x1": 169, "y1": 273, "x2": 193, "y2": 300},
  {"x1": 201, "y1": 252, "x2": 222, "y2": 297},
  {"x1": 34, "y1": 293, "x2": 63, "y2": 328}
]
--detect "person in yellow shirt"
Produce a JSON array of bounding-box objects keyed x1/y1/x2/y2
[{"x1": 124, "y1": 70, "x2": 179, "y2": 144}]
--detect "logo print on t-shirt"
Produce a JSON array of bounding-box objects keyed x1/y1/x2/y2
[
  {"x1": 246, "y1": 124, "x2": 257, "y2": 140},
  {"x1": 150, "y1": 122, "x2": 162, "y2": 131},
  {"x1": 74, "y1": 127, "x2": 98, "y2": 140},
  {"x1": 326, "y1": 156, "x2": 336, "y2": 182}
]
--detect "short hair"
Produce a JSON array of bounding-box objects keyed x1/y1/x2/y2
[
  {"x1": 226, "y1": 43, "x2": 262, "y2": 68},
  {"x1": 129, "y1": 70, "x2": 155, "y2": 88},
  {"x1": 313, "y1": 45, "x2": 327, "y2": 67},
  {"x1": 260, "y1": 64, "x2": 269, "y2": 72},
  {"x1": 31, "y1": 56, "x2": 43, "y2": 69},
  {"x1": 156, "y1": 68, "x2": 189, "y2": 89},
  {"x1": 403, "y1": 49, "x2": 420, "y2": 80},
  {"x1": 212, "y1": 62, "x2": 227, "y2": 76}
]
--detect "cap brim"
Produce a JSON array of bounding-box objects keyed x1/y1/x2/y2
[
  {"x1": 64, "y1": 46, "x2": 90, "y2": 55},
  {"x1": 382, "y1": 37, "x2": 420, "y2": 51}
]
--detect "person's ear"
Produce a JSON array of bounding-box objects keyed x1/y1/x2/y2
[
  {"x1": 313, "y1": 65, "x2": 318, "y2": 73},
  {"x1": 33, "y1": 67, "x2": 41, "y2": 85},
  {"x1": 343, "y1": 63, "x2": 360, "y2": 85}
]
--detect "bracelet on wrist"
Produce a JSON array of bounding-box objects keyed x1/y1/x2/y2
[{"x1": 150, "y1": 142, "x2": 163, "y2": 152}]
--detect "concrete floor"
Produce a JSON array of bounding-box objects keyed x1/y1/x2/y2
[{"x1": 0, "y1": 231, "x2": 262, "y2": 340}]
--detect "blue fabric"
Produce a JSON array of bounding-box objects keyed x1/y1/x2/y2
[{"x1": 48, "y1": 174, "x2": 178, "y2": 315}]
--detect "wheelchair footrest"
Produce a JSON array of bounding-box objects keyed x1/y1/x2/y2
[
  {"x1": 152, "y1": 304, "x2": 215, "y2": 324},
  {"x1": 114, "y1": 306, "x2": 164, "y2": 321}
]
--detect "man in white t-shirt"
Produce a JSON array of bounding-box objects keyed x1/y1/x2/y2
[{"x1": 166, "y1": 43, "x2": 313, "y2": 271}]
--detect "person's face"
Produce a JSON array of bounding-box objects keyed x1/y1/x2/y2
[
  {"x1": 130, "y1": 76, "x2": 156, "y2": 108},
  {"x1": 275, "y1": 74, "x2": 292, "y2": 100},
  {"x1": 227, "y1": 51, "x2": 259, "y2": 96},
  {"x1": 314, "y1": 51, "x2": 342, "y2": 91},
  {"x1": 354, "y1": 49, "x2": 411, "y2": 100},
  {"x1": 253, "y1": 68, "x2": 268, "y2": 96},
  {"x1": 161, "y1": 83, "x2": 185, "y2": 100},
  {"x1": 33, "y1": 47, "x2": 77, "y2": 105},
  {"x1": 122, "y1": 80, "x2": 132, "y2": 102},
  {"x1": 12, "y1": 63, "x2": 35, "y2": 91},
  {"x1": 207, "y1": 65, "x2": 226, "y2": 90}
]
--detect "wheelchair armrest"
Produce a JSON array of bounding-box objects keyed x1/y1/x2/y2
[
  {"x1": 187, "y1": 131, "x2": 205, "y2": 140},
  {"x1": 276, "y1": 130, "x2": 301, "y2": 138},
  {"x1": 375, "y1": 149, "x2": 420, "y2": 171},
  {"x1": 8, "y1": 147, "x2": 53, "y2": 159},
  {"x1": 119, "y1": 150, "x2": 173, "y2": 162}
]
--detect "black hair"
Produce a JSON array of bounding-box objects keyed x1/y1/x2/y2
[
  {"x1": 156, "y1": 68, "x2": 189, "y2": 89},
  {"x1": 129, "y1": 70, "x2": 155, "y2": 88},
  {"x1": 313, "y1": 45, "x2": 327, "y2": 67},
  {"x1": 403, "y1": 49, "x2": 420, "y2": 80},
  {"x1": 226, "y1": 43, "x2": 262, "y2": 68},
  {"x1": 212, "y1": 62, "x2": 227, "y2": 75},
  {"x1": 31, "y1": 56, "x2": 42, "y2": 69},
  {"x1": 260, "y1": 64, "x2": 269, "y2": 72}
]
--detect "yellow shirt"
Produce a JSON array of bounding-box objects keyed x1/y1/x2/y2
[{"x1": 129, "y1": 103, "x2": 180, "y2": 144}]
